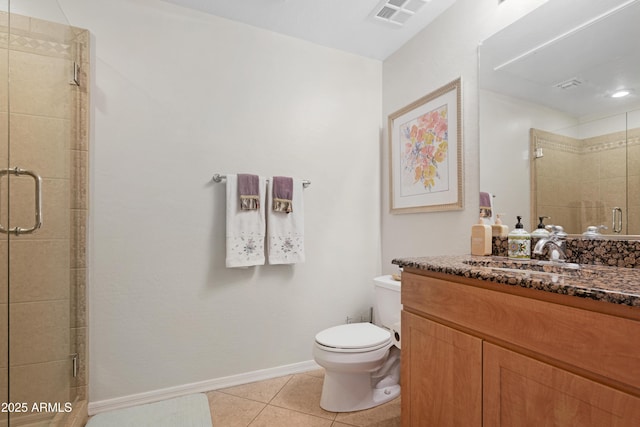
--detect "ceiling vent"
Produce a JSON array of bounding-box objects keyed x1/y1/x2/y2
[
  {"x1": 554, "y1": 78, "x2": 583, "y2": 90},
  {"x1": 372, "y1": 0, "x2": 429, "y2": 27}
]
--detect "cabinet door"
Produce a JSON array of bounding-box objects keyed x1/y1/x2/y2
[
  {"x1": 401, "y1": 311, "x2": 482, "y2": 427},
  {"x1": 484, "y1": 342, "x2": 640, "y2": 426}
]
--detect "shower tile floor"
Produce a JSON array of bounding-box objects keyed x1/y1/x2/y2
[{"x1": 206, "y1": 369, "x2": 401, "y2": 427}]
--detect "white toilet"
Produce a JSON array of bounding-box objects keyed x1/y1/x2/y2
[{"x1": 313, "y1": 275, "x2": 401, "y2": 412}]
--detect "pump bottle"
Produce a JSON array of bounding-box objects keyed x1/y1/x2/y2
[
  {"x1": 471, "y1": 217, "x2": 492, "y2": 256},
  {"x1": 531, "y1": 216, "x2": 550, "y2": 238},
  {"x1": 491, "y1": 214, "x2": 509, "y2": 237},
  {"x1": 508, "y1": 216, "x2": 531, "y2": 260}
]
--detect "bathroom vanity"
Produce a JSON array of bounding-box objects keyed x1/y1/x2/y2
[{"x1": 393, "y1": 255, "x2": 640, "y2": 426}]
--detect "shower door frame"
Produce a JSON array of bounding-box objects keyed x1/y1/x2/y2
[{"x1": 2, "y1": 6, "x2": 90, "y2": 426}]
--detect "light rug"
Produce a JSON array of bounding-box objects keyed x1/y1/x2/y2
[{"x1": 86, "y1": 393, "x2": 212, "y2": 427}]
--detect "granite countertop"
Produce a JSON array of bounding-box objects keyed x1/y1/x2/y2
[{"x1": 392, "y1": 255, "x2": 640, "y2": 307}]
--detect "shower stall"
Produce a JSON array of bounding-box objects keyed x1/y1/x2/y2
[{"x1": 1, "y1": 1, "x2": 89, "y2": 426}]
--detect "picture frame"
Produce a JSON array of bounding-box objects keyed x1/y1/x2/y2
[{"x1": 388, "y1": 77, "x2": 463, "y2": 213}]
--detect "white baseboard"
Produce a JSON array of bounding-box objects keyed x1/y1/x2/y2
[{"x1": 88, "y1": 360, "x2": 321, "y2": 416}]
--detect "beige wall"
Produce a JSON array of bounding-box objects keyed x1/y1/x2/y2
[
  {"x1": 0, "y1": 12, "x2": 88, "y2": 425},
  {"x1": 57, "y1": 0, "x2": 383, "y2": 406},
  {"x1": 381, "y1": 0, "x2": 548, "y2": 269}
]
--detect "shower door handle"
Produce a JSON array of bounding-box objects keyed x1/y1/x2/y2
[
  {"x1": 612, "y1": 207, "x2": 623, "y2": 234},
  {"x1": 0, "y1": 167, "x2": 43, "y2": 235}
]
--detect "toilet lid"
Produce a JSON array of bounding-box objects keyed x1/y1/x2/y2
[{"x1": 315, "y1": 323, "x2": 391, "y2": 350}]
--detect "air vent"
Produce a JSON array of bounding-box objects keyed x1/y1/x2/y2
[
  {"x1": 554, "y1": 78, "x2": 583, "y2": 90},
  {"x1": 372, "y1": 0, "x2": 428, "y2": 27},
  {"x1": 377, "y1": 6, "x2": 397, "y2": 19}
]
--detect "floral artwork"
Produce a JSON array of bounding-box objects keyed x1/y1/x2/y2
[
  {"x1": 388, "y1": 78, "x2": 462, "y2": 213},
  {"x1": 399, "y1": 105, "x2": 449, "y2": 193}
]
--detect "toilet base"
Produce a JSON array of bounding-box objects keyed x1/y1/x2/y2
[
  {"x1": 313, "y1": 325, "x2": 402, "y2": 413},
  {"x1": 319, "y1": 368, "x2": 401, "y2": 412}
]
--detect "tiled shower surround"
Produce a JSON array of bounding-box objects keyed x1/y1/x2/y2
[
  {"x1": 531, "y1": 127, "x2": 640, "y2": 235},
  {"x1": 0, "y1": 12, "x2": 89, "y2": 427}
]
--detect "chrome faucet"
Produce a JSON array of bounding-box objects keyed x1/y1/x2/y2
[{"x1": 533, "y1": 225, "x2": 567, "y2": 262}]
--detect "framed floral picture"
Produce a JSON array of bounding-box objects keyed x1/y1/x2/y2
[{"x1": 388, "y1": 78, "x2": 463, "y2": 213}]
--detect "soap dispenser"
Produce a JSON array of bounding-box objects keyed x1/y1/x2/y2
[
  {"x1": 508, "y1": 216, "x2": 531, "y2": 260},
  {"x1": 531, "y1": 216, "x2": 550, "y2": 238},
  {"x1": 471, "y1": 217, "x2": 492, "y2": 256},
  {"x1": 491, "y1": 214, "x2": 509, "y2": 237}
]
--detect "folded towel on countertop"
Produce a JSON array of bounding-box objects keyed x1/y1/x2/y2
[
  {"x1": 238, "y1": 173, "x2": 260, "y2": 210},
  {"x1": 225, "y1": 174, "x2": 266, "y2": 268},
  {"x1": 272, "y1": 176, "x2": 293, "y2": 213},
  {"x1": 267, "y1": 177, "x2": 304, "y2": 265}
]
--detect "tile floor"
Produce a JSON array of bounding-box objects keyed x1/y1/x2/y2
[{"x1": 206, "y1": 369, "x2": 401, "y2": 427}]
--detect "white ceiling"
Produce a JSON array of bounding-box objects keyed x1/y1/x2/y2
[
  {"x1": 480, "y1": 0, "x2": 640, "y2": 118},
  {"x1": 159, "y1": 0, "x2": 639, "y2": 118},
  {"x1": 162, "y1": 0, "x2": 457, "y2": 60}
]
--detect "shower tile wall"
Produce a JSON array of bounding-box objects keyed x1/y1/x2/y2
[
  {"x1": 0, "y1": 15, "x2": 6, "y2": 422},
  {"x1": 532, "y1": 130, "x2": 582, "y2": 233},
  {"x1": 533, "y1": 128, "x2": 638, "y2": 235},
  {"x1": 0, "y1": 12, "x2": 89, "y2": 425},
  {"x1": 581, "y1": 130, "x2": 629, "y2": 234},
  {"x1": 70, "y1": 25, "x2": 89, "y2": 408}
]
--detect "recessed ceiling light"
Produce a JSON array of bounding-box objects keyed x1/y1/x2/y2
[{"x1": 611, "y1": 89, "x2": 631, "y2": 98}]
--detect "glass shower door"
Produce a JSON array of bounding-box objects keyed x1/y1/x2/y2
[
  {"x1": 2, "y1": 1, "x2": 84, "y2": 424},
  {"x1": 1, "y1": 2, "x2": 9, "y2": 425}
]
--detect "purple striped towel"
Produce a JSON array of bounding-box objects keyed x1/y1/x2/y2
[
  {"x1": 238, "y1": 174, "x2": 260, "y2": 210},
  {"x1": 272, "y1": 176, "x2": 293, "y2": 213}
]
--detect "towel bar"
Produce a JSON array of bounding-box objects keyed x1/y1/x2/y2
[{"x1": 212, "y1": 173, "x2": 310, "y2": 188}]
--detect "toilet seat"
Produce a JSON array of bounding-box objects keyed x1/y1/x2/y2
[{"x1": 315, "y1": 323, "x2": 391, "y2": 353}]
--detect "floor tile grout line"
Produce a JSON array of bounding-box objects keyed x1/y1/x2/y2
[
  {"x1": 267, "y1": 401, "x2": 337, "y2": 422},
  {"x1": 213, "y1": 373, "x2": 296, "y2": 405},
  {"x1": 210, "y1": 370, "x2": 400, "y2": 426},
  {"x1": 206, "y1": 390, "x2": 267, "y2": 427},
  {"x1": 269, "y1": 372, "x2": 339, "y2": 421},
  {"x1": 266, "y1": 374, "x2": 295, "y2": 405},
  {"x1": 246, "y1": 401, "x2": 269, "y2": 427},
  {"x1": 263, "y1": 403, "x2": 339, "y2": 425},
  {"x1": 214, "y1": 389, "x2": 272, "y2": 405}
]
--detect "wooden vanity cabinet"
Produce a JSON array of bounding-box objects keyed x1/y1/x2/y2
[
  {"x1": 401, "y1": 270, "x2": 640, "y2": 427},
  {"x1": 484, "y1": 343, "x2": 640, "y2": 426},
  {"x1": 401, "y1": 310, "x2": 482, "y2": 426}
]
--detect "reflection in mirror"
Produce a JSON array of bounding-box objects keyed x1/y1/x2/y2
[
  {"x1": 479, "y1": 0, "x2": 640, "y2": 235},
  {"x1": 531, "y1": 112, "x2": 640, "y2": 235}
]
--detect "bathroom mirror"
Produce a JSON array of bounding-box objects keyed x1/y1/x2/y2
[{"x1": 479, "y1": 0, "x2": 640, "y2": 235}]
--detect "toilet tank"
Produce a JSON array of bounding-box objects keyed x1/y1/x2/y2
[{"x1": 373, "y1": 275, "x2": 401, "y2": 329}]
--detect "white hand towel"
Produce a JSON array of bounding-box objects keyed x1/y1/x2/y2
[
  {"x1": 226, "y1": 174, "x2": 266, "y2": 268},
  {"x1": 267, "y1": 177, "x2": 305, "y2": 265}
]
